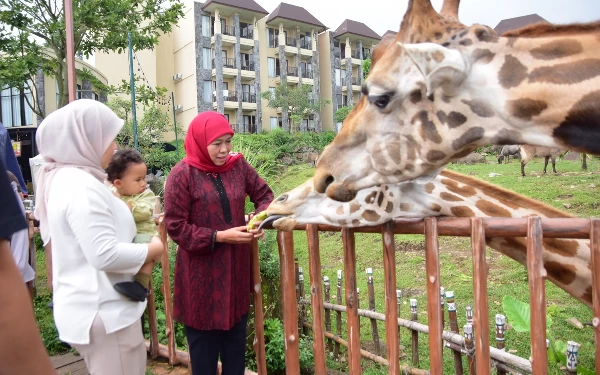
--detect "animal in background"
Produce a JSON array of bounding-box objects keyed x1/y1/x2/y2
[
  {"x1": 520, "y1": 145, "x2": 565, "y2": 177},
  {"x1": 497, "y1": 145, "x2": 521, "y2": 164}
]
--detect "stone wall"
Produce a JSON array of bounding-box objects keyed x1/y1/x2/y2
[
  {"x1": 194, "y1": 2, "x2": 214, "y2": 114},
  {"x1": 278, "y1": 44, "x2": 289, "y2": 132},
  {"x1": 312, "y1": 32, "x2": 321, "y2": 132},
  {"x1": 254, "y1": 40, "x2": 262, "y2": 133}
]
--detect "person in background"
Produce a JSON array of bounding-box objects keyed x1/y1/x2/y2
[
  {"x1": 106, "y1": 149, "x2": 159, "y2": 302},
  {"x1": 164, "y1": 112, "x2": 273, "y2": 375},
  {"x1": 0, "y1": 123, "x2": 28, "y2": 194},
  {"x1": 0, "y1": 159, "x2": 55, "y2": 375},
  {"x1": 6, "y1": 171, "x2": 35, "y2": 284},
  {"x1": 35, "y1": 99, "x2": 164, "y2": 375}
]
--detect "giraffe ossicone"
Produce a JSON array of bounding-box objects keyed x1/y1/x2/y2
[{"x1": 266, "y1": 169, "x2": 593, "y2": 308}]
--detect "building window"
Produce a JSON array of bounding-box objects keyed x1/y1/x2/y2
[
  {"x1": 203, "y1": 80, "x2": 212, "y2": 103},
  {"x1": 76, "y1": 84, "x2": 82, "y2": 99},
  {"x1": 267, "y1": 28, "x2": 278, "y2": 48},
  {"x1": 270, "y1": 116, "x2": 278, "y2": 131},
  {"x1": 93, "y1": 92, "x2": 99, "y2": 101},
  {"x1": 202, "y1": 48, "x2": 211, "y2": 69},
  {"x1": 335, "y1": 69, "x2": 341, "y2": 86},
  {"x1": 336, "y1": 94, "x2": 343, "y2": 107},
  {"x1": 202, "y1": 16, "x2": 211, "y2": 37},
  {"x1": 1, "y1": 86, "x2": 33, "y2": 127},
  {"x1": 268, "y1": 87, "x2": 275, "y2": 99},
  {"x1": 268, "y1": 58, "x2": 276, "y2": 78}
]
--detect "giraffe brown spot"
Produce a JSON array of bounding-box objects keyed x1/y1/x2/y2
[
  {"x1": 441, "y1": 178, "x2": 477, "y2": 197},
  {"x1": 442, "y1": 42, "x2": 450, "y2": 47},
  {"x1": 472, "y1": 48, "x2": 496, "y2": 64},
  {"x1": 492, "y1": 128, "x2": 524, "y2": 145},
  {"x1": 404, "y1": 164, "x2": 415, "y2": 172},
  {"x1": 425, "y1": 183, "x2": 435, "y2": 194},
  {"x1": 409, "y1": 90, "x2": 422, "y2": 104},
  {"x1": 459, "y1": 38, "x2": 473, "y2": 46},
  {"x1": 452, "y1": 148, "x2": 475, "y2": 159},
  {"x1": 385, "y1": 202, "x2": 394, "y2": 213},
  {"x1": 440, "y1": 192, "x2": 464, "y2": 202},
  {"x1": 542, "y1": 238, "x2": 579, "y2": 258},
  {"x1": 528, "y1": 59, "x2": 600, "y2": 84},
  {"x1": 505, "y1": 37, "x2": 517, "y2": 48},
  {"x1": 436, "y1": 110, "x2": 448, "y2": 125},
  {"x1": 414, "y1": 111, "x2": 442, "y2": 144},
  {"x1": 365, "y1": 191, "x2": 377, "y2": 204},
  {"x1": 442, "y1": 95, "x2": 451, "y2": 103},
  {"x1": 430, "y1": 203, "x2": 442, "y2": 212},
  {"x1": 582, "y1": 287, "x2": 592, "y2": 305},
  {"x1": 450, "y1": 206, "x2": 475, "y2": 217},
  {"x1": 405, "y1": 135, "x2": 422, "y2": 161},
  {"x1": 400, "y1": 203, "x2": 413, "y2": 211},
  {"x1": 498, "y1": 55, "x2": 528, "y2": 89},
  {"x1": 447, "y1": 112, "x2": 468, "y2": 128},
  {"x1": 459, "y1": 30, "x2": 468, "y2": 38},
  {"x1": 462, "y1": 99, "x2": 494, "y2": 118},
  {"x1": 362, "y1": 210, "x2": 381, "y2": 222},
  {"x1": 476, "y1": 200, "x2": 511, "y2": 217},
  {"x1": 434, "y1": 32, "x2": 443, "y2": 40},
  {"x1": 507, "y1": 98, "x2": 548, "y2": 121},
  {"x1": 452, "y1": 127, "x2": 485, "y2": 151},
  {"x1": 352, "y1": 219, "x2": 361, "y2": 226},
  {"x1": 530, "y1": 39, "x2": 583, "y2": 60},
  {"x1": 377, "y1": 191, "x2": 384, "y2": 207},
  {"x1": 432, "y1": 51, "x2": 445, "y2": 63},
  {"x1": 400, "y1": 184, "x2": 413, "y2": 193},
  {"x1": 545, "y1": 261, "x2": 577, "y2": 285},
  {"x1": 337, "y1": 219, "x2": 348, "y2": 226},
  {"x1": 349, "y1": 202, "x2": 361, "y2": 213},
  {"x1": 554, "y1": 90, "x2": 600, "y2": 154},
  {"x1": 336, "y1": 206, "x2": 345, "y2": 215},
  {"x1": 475, "y1": 28, "x2": 499, "y2": 43},
  {"x1": 427, "y1": 150, "x2": 447, "y2": 163}
]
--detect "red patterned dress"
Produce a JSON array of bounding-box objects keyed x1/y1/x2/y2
[{"x1": 163, "y1": 157, "x2": 273, "y2": 330}]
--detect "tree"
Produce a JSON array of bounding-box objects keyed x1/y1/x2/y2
[
  {"x1": 0, "y1": 0, "x2": 184, "y2": 114},
  {"x1": 362, "y1": 59, "x2": 371, "y2": 80},
  {"x1": 261, "y1": 84, "x2": 329, "y2": 133},
  {"x1": 334, "y1": 106, "x2": 354, "y2": 123}
]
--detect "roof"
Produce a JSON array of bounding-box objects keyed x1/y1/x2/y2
[
  {"x1": 334, "y1": 19, "x2": 381, "y2": 41},
  {"x1": 266, "y1": 2, "x2": 326, "y2": 30},
  {"x1": 382, "y1": 30, "x2": 397, "y2": 39},
  {"x1": 201, "y1": 0, "x2": 268, "y2": 15},
  {"x1": 494, "y1": 14, "x2": 549, "y2": 35}
]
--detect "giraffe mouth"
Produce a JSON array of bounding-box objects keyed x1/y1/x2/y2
[{"x1": 257, "y1": 214, "x2": 286, "y2": 231}]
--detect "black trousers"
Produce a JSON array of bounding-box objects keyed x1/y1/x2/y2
[{"x1": 185, "y1": 314, "x2": 248, "y2": 375}]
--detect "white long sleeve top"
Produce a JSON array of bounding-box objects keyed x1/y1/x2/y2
[{"x1": 47, "y1": 168, "x2": 148, "y2": 345}]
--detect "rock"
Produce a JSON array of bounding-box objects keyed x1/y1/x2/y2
[
  {"x1": 563, "y1": 203, "x2": 572, "y2": 209},
  {"x1": 488, "y1": 173, "x2": 502, "y2": 177},
  {"x1": 590, "y1": 183, "x2": 596, "y2": 188},
  {"x1": 453, "y1": 152, "x2": 486, "y2": 165},
  {"x1": 567, "y1": 317, "x2": 584, "y2": 329}
]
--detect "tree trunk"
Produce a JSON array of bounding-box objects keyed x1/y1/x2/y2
[{"x1": 582, "y1": 153, "x2": 588, "y2": 170}]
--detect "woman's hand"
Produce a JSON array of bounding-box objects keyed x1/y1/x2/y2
[
  {"x1": 215, "y1": 226, "x2": 254, "y2": 244},
  {"x1": 249, "y1": 228, "x2": 265, "y2": 241}
]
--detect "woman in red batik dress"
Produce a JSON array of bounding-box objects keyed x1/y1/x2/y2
[{"x1": 163, "y1": 111, "x2": 273, "y2": 375}]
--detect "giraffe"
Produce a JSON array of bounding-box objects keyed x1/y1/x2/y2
[
  {"x1": 313, "y1": 0, "x2": 600, "y2": 202},
  {"x1": 264, "y1": 169, "x2": 593, "y2": 308}
]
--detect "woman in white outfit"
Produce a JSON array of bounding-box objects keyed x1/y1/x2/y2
[{"x1": 34, "y1": 99, "x2": 164, "y2": 375}]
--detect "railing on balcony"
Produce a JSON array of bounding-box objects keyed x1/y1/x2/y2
[
  {"x1": 212, "y1": 57, "x2": 235, "y2": 69},
  {"x1": 241, "y1": 61, "x2": 255, "y2": 72},
  {"x1": 221, "y1": 24, "x2": 235, "y2": 37},
  {"x1": 213, "y1": 90, "x2": 256, "y2": 103},
  {"x1": 363, "y1": 51, "x2": 371, "y2": 60},
  {"x1": 241, "y1": 28, "x2": 253, "y2": 39},
  {"x1": 285, "y1": 37, "x2": 297, "y2": 47},
  {"x1": 276, "y1": 66, "x2": 299, "y2": 77},
  {"x1": 344, "y1": 77, "x2": 360, "y2": 86},
  {"x1": 351, "y1": 49, "x2": 362, "y2": 59},
  {"x1": 301, "y1": 70, "x2": 313, "y2": 79},
  {"x1": 300, "y1": 38, "x2": 311, "y2": 49},
  {"x1": 241, "y1": 92, "x2": 256, "y2": 103}
]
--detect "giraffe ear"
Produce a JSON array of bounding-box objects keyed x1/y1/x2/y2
[{"x1": 398, "y1": 42, "x2": 467, "y2": 96}]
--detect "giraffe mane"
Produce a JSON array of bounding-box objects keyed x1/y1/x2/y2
[
  {"x1": 501, "y1": 20, "x2": 600, "y2": 38},
  {"x1": 440, "y1": 170, "x2": 575, "y2": 219}
]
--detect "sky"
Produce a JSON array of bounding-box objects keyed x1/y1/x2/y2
[{"x1": 219, "y1": 0, "x2": 600, "y2": 37}]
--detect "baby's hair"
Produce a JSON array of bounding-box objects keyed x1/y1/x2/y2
[{"x1": 106, "y1": 149, "x2": 146, "y2": 182}]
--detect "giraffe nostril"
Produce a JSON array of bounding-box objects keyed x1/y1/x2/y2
[
  {"x1": 276, "y1": 194, "x2": 288, "y2": 203},
  {"x1": 324, "y1": 175, "x2": 334, "y2": 187}
]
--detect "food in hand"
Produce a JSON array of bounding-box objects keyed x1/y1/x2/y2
[{"x1": 247, "y1": 211, "x2": 268, "y2": 230}]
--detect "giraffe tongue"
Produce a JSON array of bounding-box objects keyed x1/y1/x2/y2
[{"x1": 257, "y1": 215, "x2": 285, "y2": 231}]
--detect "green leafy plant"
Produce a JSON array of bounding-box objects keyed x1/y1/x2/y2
[
  {"x1": 334, "y1": 105, "x2": 354, "y2": 123},
  {"x1": 362, "y1": 59, "x2": 371, "y2": 80}
]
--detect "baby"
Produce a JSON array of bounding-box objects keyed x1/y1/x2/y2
[{"x1": 106, "y1": 149, "x2": 158, "y2": 302}]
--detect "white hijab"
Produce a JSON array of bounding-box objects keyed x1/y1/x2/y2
[{"x1": 34, "y1": 99, "x2": 124, "y2": 245}]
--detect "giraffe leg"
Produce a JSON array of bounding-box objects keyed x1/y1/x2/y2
[
  {"x1": 543, "y1": 156, "x2": 550, "y2": 174},
  {"x1": 552, "y1": 157, "x2": 557, "y2": 174},
  {"x1": 521, "y1": 160, "x2": 526, "y2": 177}
]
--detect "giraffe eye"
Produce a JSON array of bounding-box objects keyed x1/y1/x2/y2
[{"x1": 368, "y1": 94, "x2": 391, "y2": 109}]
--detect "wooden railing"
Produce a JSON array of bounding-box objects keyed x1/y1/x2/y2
[{"x1": 145, "y1": 216, "x2": 600, "y2": 374}]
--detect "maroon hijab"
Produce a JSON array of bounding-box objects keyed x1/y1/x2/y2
[{"x1": 182, "y1": 112, "x2": 243, "y2": 173}]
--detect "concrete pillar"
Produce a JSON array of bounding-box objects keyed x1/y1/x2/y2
[
  {"x1": 357, "y1": 40, "x2": 364, "y2": 100},
  {"x1": 214, "y1": 9, "x2": 221, "y2": 35},
  {"x1": 345, "y1": 36, "x2": 351, "y2": 59},
  {"x1": 253, "y1": 17, "x2": 258, "y2": 41},
  {"x1": 254, "y1": 40, "x2": 262, "y2": 133},
  {"x1": 278, "y1": 23, "x2": 285, "y2": 46},
  {"x1": 34, "y1": 69, "x2": 45, "y2": 124},
  {"x1": 215, "y1": 34, "x2": 224, "y2": 114},
  {"x1": 234, "y1": 13, "x2": 243, "y2": 132},
  {"x1": 311, "y1": 28, "x2": 316, "y2": 51},
  {"x1": 312, "y1": 31, "x2": 321, "y2": 132},
  {"x1": 345, "y1": 59, "x2": 353, "y2": 106},
  {"x1": 278, "y1": 35, "x2": 289, "y2": 132},
  {"x1": 296, "y1": 26, "x2": 302, "y2": 89}
]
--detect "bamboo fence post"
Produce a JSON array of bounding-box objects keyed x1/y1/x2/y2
[
  {"x1": 410, "y1": 298, "x2": 419, "y2": 366},
  {"x1": 527, "y1": 217, "x2": 548, "y2": 375},
  {"x1": 425, "y1": 218, "x2": 443, "y2": 375},
  {"x1": 335, "y1": 269, "x2": 343, "y2": 361},
  {"x1": 324, "y1": 276, "x2": 333, "y2": 356},
  {"x1": 495, "y1": 314, "x2": 506, "y2": 375},
  {"x1": 471, "y1": 218, "x2": 491, "y2": 374},
  {"x1": 250, "y1": 238, "x2": 267, "y2": 375},
  {"x1": 566, "y1": 341, "x2": 579, "y2": 375},
  {"x1": 366, "y1": 267, "x2": 381, "y2": 356},
  {"x1": 306, "y1": 224, "x2": 327, "y2": 375},
  {"x1": 590, "y1": 218, "x2": 600, "y2": 373},
  {"x1": 277, "y1": 231, "x2": 301, "y2": 374},
  {"x1": 464, "y1": 323, "x2": 476, "y2": 374},
  {"x1": 446, "y1": 291, "x2": 464, "y2": 375},
  {"x1": 382, "y1": 221, "x2": 399, "y2": 375},
  {"x1": 342, "y1": 228, "x2": 361, "y2": 374}
]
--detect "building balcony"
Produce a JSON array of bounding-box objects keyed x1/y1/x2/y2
[
  {"x1": 342, "y1": 77, "x2": 361, "y2": 92},
  {"x1": 275, "y1": 40, "x2": 313, "y2": 57},
  {"x1": 212, "y1": 90, "x2": 257, "y2": 111},
  {"x1": 212, "y1": 58, "x2": 256, "y2": 81},
  {"x1": 211, "y1": 24, "x2": 254, "y2": 50},
  {"x1": 341, "y1": 50, "x2": 362, "y2": 66}
]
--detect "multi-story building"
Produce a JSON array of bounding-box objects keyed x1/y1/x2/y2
[{"x1": 95, "y1": 0, "x2": 382, "y2": 134}]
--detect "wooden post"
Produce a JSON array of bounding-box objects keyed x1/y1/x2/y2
[
  {"x1": 250, "y1": 239, "x2": 267, "y2": 375},
  {"x1": 366, "y1": 267, "x2": 381, "y2": 356},
  {"x1": 566, "y1": 341, "x2": 580, "y2": 375},
  {"x1": 466, "y1": 305, "x2": 473, "y2": 326},
  {"x1": 495, "y1": 314, "x2": 506, "y2": 375},
  {"x1": 342, "y1": 228, "x2": 361, "y2": 374},
  {"x1": 299, "y1": 266, "x2": 309, "y2": 336},
  {"x1": 306, "y1": 224, "x2": 327, "y2": 375},
  {"x1": 146, "y1": 278, "x2": 160, "y2": 359},
  {"x1": 527, "y1": 217, "x2": 548, "y2": 375},
  {"x1": 471, "y1": 218, "x2": 491, "y2": 374},
  {"x1": 335, "y1": 269, "x2": 343, "y2": 361},
  {"x1": 440, "y1": 286, "x2": 445, "y2": 330},
  {"x1": 158, "y1": 220, "x2": 179, "y2": 366},
  {"x1": 382, "y1": 221, "x2": 399, "y2": 375},
  {"x1": 396, "y1": 290, "x2": 402, "y2": 358},
  {"x1": 410, "y1": 299, "x2": 419, "y2": 366},
  {"x1": 446, "y1": 291, "x2": 464, "y2": 375},
  {"x1": 295, "y1": 258, "x2": 301, "y2": 300},
  {"x1": 277, "y1": 231, "x2": 301, "y2": 374},
  {"x1": 464, "y1": 323, "x2": 476, "y2": 374},
  {"x1": 425, "y1": 218, "x2": 443, "y2": 375},
  {"x1": 324, "y1": 276, "x2": 333, "y2": 356},
  {"x1": 590, "y1": 218, "x2": 600, "y2": 373}
]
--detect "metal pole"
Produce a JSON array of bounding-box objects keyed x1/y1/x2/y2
[
  {"x1": 171, "y1": 92, "x2": 179, "y2": 158},
  {"x1": 128, "y1": 32, "x2": 139, "y2": 150},
  {"x1": 64, "y1": 0, "x2": 76, "y2": 103}
]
